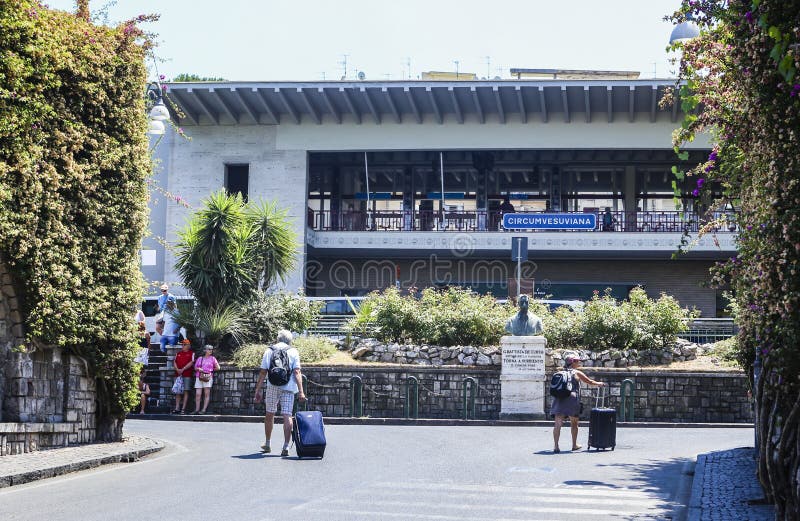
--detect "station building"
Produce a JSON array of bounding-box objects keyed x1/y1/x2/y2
[{"x1": 146, "y1": 70, "x2": 736, "y2": 317}]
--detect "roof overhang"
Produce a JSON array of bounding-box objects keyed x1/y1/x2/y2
[{"x1": 164, "y1": 80, "x2": 686, "y2": 127}]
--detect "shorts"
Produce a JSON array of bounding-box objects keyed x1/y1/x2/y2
[
  {"x1": 264, "y1": 384, "x2": 295, "y2": 415},
  {"x1": 179, "y1": 376, "x2": 194, "y2": 391},
  {"x1": 195, "y1": 377, "x2": 213, "y2": 389}
]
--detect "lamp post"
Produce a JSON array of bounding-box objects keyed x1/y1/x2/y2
[{"x1": 146, "y1": 81, "x2": 170, "y2": 135}]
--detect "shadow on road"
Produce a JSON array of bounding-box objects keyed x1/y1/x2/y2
[{"x1": 231, "y1": 452, "x2": 268, "y2": 460}]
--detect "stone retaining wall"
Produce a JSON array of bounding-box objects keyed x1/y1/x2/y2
[
  {"x1": 351, "y1": 338, "x2": 709, "y2": 369},
  {"x1": 1, "y1": 348, "x2": 97, "y2": 455},
  {"x1": 192, "y1": 365, "x2": 753, "y2": 423}
]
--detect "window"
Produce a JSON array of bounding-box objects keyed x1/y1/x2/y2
[{"x1": 225, "y1": 164, "x2": 249, "y2": 202}]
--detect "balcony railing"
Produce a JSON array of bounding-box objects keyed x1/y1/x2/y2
[{"x1": 307, "y1": 209, "x2": 740, "y2": 233}]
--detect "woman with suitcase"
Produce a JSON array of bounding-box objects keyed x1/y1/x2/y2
[{"x1": 551, "y1": 355, "x2": 607, "y2": 453}]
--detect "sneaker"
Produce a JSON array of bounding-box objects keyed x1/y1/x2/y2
[
  {"x1": 280, "y1": 448, "x2": 289, "y2": 457},
  {"x1": 261, "y1": 444, "x2": 271, "y2": 453}
]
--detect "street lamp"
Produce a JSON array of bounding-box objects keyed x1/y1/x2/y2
[
  {"x1": 146, "y1": 82, "x2": 170, "y2": 135},
  {"x1": 669, "y1": 13, "x2": 700, "y2": 44}
]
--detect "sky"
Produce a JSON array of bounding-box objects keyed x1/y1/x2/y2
[{"x1": 45, "y1": 0, "x2": 683, "y2": 82}]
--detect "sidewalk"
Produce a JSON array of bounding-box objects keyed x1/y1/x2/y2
[
  {"x1": 688, "y1": 447, "x2": 775, "y2": 520},
  {"x1": 0, "y1": 435, "x2": 164, "y2": 488}
]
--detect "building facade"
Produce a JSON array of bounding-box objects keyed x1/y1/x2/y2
[{"x1": 145, "y1": 78, "x2": 734, "y2": 316}]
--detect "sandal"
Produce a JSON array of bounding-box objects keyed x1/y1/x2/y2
[
  {"x1": 553, "y1": 448, "x2": 561, "y2": 454},
  {"x1": 572, "y1": 445, "x2": 583, "y2": 451}
]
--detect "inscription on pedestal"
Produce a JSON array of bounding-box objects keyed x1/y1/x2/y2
[{"x1": 500, "y1": 335, "x2": 547, "y2": 419}]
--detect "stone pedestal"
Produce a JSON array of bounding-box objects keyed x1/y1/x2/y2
[{"x1": 500, "y1": 335, "x2": 546, "y2": 420}]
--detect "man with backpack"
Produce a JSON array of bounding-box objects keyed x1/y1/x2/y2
[{"x1": 254, "y1": 330, "x2": 306, "y2": 457}]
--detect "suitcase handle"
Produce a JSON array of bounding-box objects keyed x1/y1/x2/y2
[{"x1": 595, "y1": 385, "x2": 607, "y2": 409}]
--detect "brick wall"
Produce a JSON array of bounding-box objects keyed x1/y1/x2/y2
[{"x1": 198, "y1": 365, "x2": 752, "y2": 423}]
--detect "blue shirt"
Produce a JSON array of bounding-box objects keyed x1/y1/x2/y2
[{"x1": 260, "y1": 343, "x2": 302, "y2": 393}]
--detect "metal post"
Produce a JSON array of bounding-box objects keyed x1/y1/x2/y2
[
  {"x1": 440, "y1": 152, "x2": 446, "y2": 230},
  {"x1": 404, "y1": 376, "x2": 419, "y2": 419},
  {"x1": 620, "y1": 378, "x2": 635, "y2": 421},
  {"x1": 516, "y1": 237, "x2": 522, "y2": 298},
  {"x1": 349, "y1": 376, "x2": 363, "y2": 417},
  {"x1": 364, "y1": 152, "x2": 371, "y2": 230},
  {"x1": 463, "y1": 377, "x2": 477, "y2": 420}
]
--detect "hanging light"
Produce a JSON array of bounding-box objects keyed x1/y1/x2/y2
[
  {"x1": 669, "y1": 13, "x2": 700, "y2": 44},
  {"x1": 149, "y1": 100, "x2": 170, "y2": 122},
  {"x1": 147, "y1": 119, "x2": 165, "y2": 135}
]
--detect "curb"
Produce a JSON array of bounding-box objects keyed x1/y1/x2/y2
[
  {"x1": 129, "y1": 413, "x2": 753, "y2": 429},
  {"x1": 0, "y1": 436, "x2": 165, "y2": 489},
  {"x1": 687, "y1": 453, "x2": 707, "y2": 521}
]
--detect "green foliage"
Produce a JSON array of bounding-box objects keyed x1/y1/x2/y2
[
  {"x1": 175, "y1": 303, "x2": 250, "y2": 348},
  {"x1": 581, "y1": 291, "x2": 637, "y2": 350},
  {"x1": 669, "y1": 1, "x2": 800, "y2": 510},
  {"x1": 0, "y1": 2, "x2": 152, "y2": 438},
  {"x1": 542, "y1": 306, "x2": 582, "y2": 350},
  {"x1": 174, "y1": 190, "x2": 298, "y2": 309},
  {"x1": 241, "y1": 291, "x2": 322, "y2": 344},
  {"x1": 293, "y1": 335, "x2": 337, "y2": 364},
  {"x1": 346, "y1": 287, "x2": 510, "y2": 346},
  {"x1": 231, "y1": 336, "x2": 336, "y2": 368},
  {"x1": 708, "y1": 336, "x2": 739, "y2": 366},
  {"x1": 171, "y1": 73, "x2": 226, "y2": 82}
]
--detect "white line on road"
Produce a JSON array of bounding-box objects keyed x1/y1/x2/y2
[{"x1": 372, "y1": 481, "x2": 671, "y2": 499}]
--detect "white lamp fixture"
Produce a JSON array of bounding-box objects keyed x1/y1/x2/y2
[
  {"x1": 669, "y1": 14, "x2": 700, "y2": 44},
  {"x1": 149, "y1": 100, "x2": 170, "y2": 121},
  {"x1": 147, "y1": 119, "x2": 165, "y2": 135}
]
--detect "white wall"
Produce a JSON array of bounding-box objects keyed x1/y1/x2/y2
[
  {"x1": 276, "y1": 117, "x2": 711, "y2": 151},
  {"x1": 163, "y1": 125, "x2": 307, "y2": 293}
]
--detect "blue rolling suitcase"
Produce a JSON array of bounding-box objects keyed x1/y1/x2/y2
[
  {"x1": 293, "y1": 410, "x2": 326, "y2": 458},
  {"x1": 588, "y1": 386, "x2": 616, "y2": 451}
]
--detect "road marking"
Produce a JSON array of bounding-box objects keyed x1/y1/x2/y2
[{"x1": 291, "y1": 481, "x2": 676, "y2": 520}]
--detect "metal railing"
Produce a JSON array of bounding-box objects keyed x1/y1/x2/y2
[
  {"x1": 349, "y1": 376, "x2": 363, "y2": 417},
  {"x1": 620, "y1": 379, "x2": 635, "y2": 422},
  {"x1": 308, "y1": 208, "x2": 739, "y2": 233},
  {"x1": 462, "y1": 377, "x2": 478, "y2": 420},
  {"x1": 679, "y1": 318, "x2": 737, "y2": 344},
  {"x1": 404, "y1": 376, "x2": 419, "y2": 419}
]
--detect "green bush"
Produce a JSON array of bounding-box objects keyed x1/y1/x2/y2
[
  {"x1": 346, "y1": 287, "x2": 510, "y2": 346},
  {"x1": 232, "y1": 335, "x2": 336, "y2": 368},
  {"x1": 543, "y1": 306, "x2": 582, "y2": 350},
  {"x1": 242, "y1": 291, "x2": 321, "y2": 343},
  {"x1": 708, "y1": 336, "x2": 739, "y2": 366},
  {"x1": 581, "y1": 290, "x2": 637, "y2": 350}
]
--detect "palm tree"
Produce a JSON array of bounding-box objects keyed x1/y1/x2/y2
[
  {"x1": 247, "y1": 200, "x2": 296, "y2": 290},
  {"x1": 174, "y1": 189, "x2": 298, "y2": 308}
]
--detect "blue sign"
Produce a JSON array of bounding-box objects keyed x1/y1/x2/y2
[
  {"x1": 426, "y1": 192, "x2": 465, "y2": 200},
  {"x1": 354, "y1": 192, "x2": 392, "y2": 200},
  {"x1": 502, "y1": 213, "x2": 597, "y2": 230}
]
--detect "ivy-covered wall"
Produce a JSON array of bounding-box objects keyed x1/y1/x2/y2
[{"x1": 0, "y1": 2, "x2": 151, "y2": 440}]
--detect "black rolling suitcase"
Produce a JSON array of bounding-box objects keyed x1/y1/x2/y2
[
  {"x1": 292, "y1": 410, "x2": 326, "y2": 458},
  {"x1": 588, "y1": 386, "x2": 616, "y2": 451}
]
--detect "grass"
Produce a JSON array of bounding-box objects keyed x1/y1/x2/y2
[{"x1": 230, "y1": 335, "x2": 340, "y2": 368}]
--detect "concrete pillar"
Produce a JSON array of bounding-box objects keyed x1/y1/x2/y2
[{"x1": 624, "y1": 165, "x2": 637, "y2": 231}]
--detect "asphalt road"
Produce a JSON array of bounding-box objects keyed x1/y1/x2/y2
[{"x1": 0, "y1": 420, "x2": 753, "y2": 521}]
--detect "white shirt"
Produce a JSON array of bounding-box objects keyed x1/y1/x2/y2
[
  {"x1": 260, "y1": 342, "x2": 302, "y2": 393},
  {"x1": 162, "y1": 310, "x2": 180, "y2": 337}
]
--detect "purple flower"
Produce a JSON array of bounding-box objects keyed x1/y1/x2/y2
[
  {"x1": 744, "y1": 11, "x2": 753, "y2": 23},
  {"x1": 746, "y1": 225, "x2": 753, "y2": 231},
  {"x1": 159, "y1": 74, "x2": 166, "y2": 81},
  {"x1": 697, "y1": 178, "x2": 705, "y2": 188},
  {"x1": 692, "y1": 189, "x2": 700, "y2": 197},
  {"x1": 790, "y1": 84, "x2": 800, "y2": 97},
  {"x1": 704, "y1": 164, "x2": 713, "y2": 173},
  {"x1": 708, "y1": 151, "x2": 718, "y2": 162}
]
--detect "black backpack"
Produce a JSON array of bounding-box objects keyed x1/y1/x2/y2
[
  {"x1": 550, "y1": 369, "x2": 576, "y2": 398},
  {"x1": 267, "y1": 343, "x2": 292, "y2": 386}
]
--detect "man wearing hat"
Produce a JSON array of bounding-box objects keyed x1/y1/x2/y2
[{"x1": 157, "y1": 283, "x2": 173, "y2": 313}]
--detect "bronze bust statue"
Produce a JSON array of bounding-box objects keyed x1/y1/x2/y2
[{"x1": 505, "y1": 295, "x2": 543, "y2": 336}]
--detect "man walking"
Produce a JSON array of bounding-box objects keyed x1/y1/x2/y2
[{"x1": 254, "y1": 330, "x2": 306, "y2": 456}]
